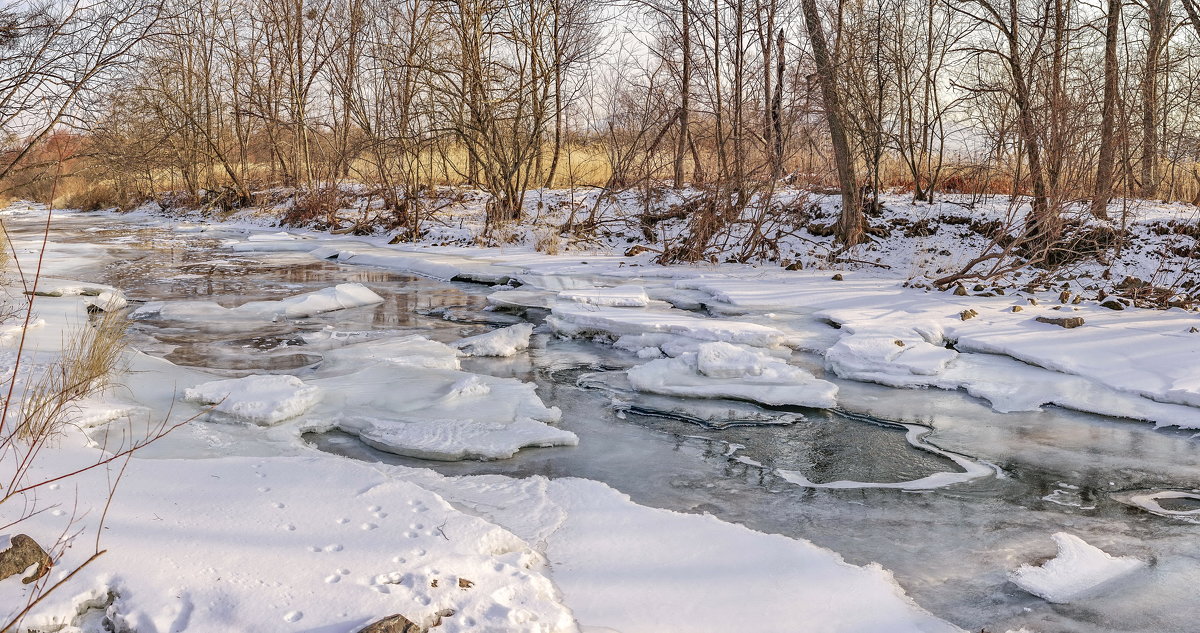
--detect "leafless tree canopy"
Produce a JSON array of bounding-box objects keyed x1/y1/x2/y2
[{"x1": 3, "y1": 0, "x2": 1200, "y2": 248}]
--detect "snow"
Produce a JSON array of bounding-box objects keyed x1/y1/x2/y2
[
  {"x1": 131, "y1": 283, "x2": 384, "y2": 322},
  {"x1": 453, "y1": 323, "x2": 534, "y2": 357},
  {"x1": 558, "y1": 284, "x2": 650, "y2": 307},
  {"x1": 626, "y1": 342, "x2": 838, "y2": 408},
  {"x1": 406, "y1": 474, "x2": 964, "y2": 633},
  {"x1": 1008, "y1": 533, "x2": 1145, "y2": 603},
  {"x1": 549, "y1": 303, "x2": 789, "y2": 348},
  {"x1": 183, "y1": 375, "x2": 323, "y2": 425},
  {"x1": 10, "y1": 453, "x2": 579, "y2": 633}
]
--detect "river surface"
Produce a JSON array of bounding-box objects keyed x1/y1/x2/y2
[{"x1": 18, "y1": 210, "x2": 1200, "y2": 633}]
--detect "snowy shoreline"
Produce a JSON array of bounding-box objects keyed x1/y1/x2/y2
[{"x1": 1, "y1": 197, "x2": 1195, "y2": 632}]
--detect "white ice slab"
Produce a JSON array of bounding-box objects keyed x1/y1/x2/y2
[
  {"x1": 1009, "y1": 533, "x2": 1145, "y2": 603},
  {"x1": 184, "y1": 375, "x2": 322, "y2": 425},
  {"x1": 558, "y1": 284, "x2": 650, "y2": 307},
  {"x1": 453, "y1": 323, "x2": 534, "y2": 357},
  {"x1": 626, "y1": 342, "x2": 837, "y2": 408}
]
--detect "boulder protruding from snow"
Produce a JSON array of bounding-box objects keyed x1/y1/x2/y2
[
  {"x1": 1035, "y1": 316, "x2": 1085, "y2": 329},
  {"x1": 0, "y1": 534, "x2": 52, "y2": 584}
]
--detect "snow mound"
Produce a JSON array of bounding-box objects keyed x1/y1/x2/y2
[
  {"x1": 131, "y1": 283, "x2": 383, "y2": 322},
  {"x1": 453, "y1": 323, "x2": 534, "y2": 357},
  {"x1": 626, "y1": 342, "x2": 837, "y2": 408},
  {"x1": 558, "y1": 284, "x2": 650, "y2": 307},
  {"x1": 825, "y1": 330, "x2": 957, "y2": 384},
  {"x1": 184, "y1": 375, "x2": 322, "y2": 425},
  {"x1": 1009, "y1": 532, "x2": 1145, "y2": 603},
  {"x1": 549, "y1": 303, "x2": 787, "y2": 348},
  {"x1": 373, "y1": 552, "x2": 577, "y2": 632}
]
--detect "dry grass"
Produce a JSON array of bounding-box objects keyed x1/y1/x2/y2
[
  {"x1": 533, "y1": 227, "x2": 563, "y2": 254},
  {"x1": 17, "y1": 308, "x2": 127, "y2": 441}
]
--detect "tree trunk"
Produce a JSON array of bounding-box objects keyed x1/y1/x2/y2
[
  {"x1": 1092, "y1": 0, "x2": 1120, "y2": 220},
  {"x1": 800, "y1": 0, "x2": 862, "y2": 245},
  {"x1": 673, "y1": 0, "x2": 690, "y2": 189}
]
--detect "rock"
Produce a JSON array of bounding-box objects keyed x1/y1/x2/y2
[
  {"x1": 1058, "y1": 291, "x2": 1072, "y2": 304},
  {"x1": 953, "y1": 284, "x2": 968, "y2": 296},
  {"x1": 1100, "y1": 300, "x2": 1125, "y2": 311},
  {"x1": 1190, "y1": 327, "x2": 1198, "y2": 333},
  {"x1": 1036, "y1": 316, "x2": 1085, "y2": 329},
  {"x1": 358, "y1": 614, "x2": 426, "y2": 633},
  {"x1": 831, "y1": 273, "x2": 843, "y2": 281},
  {"x1": 972, "y1": 284, "x2": 986, "y2": 292},
  {"x1": 960, "y1": 309, "x2": 978, "y2": 320},
  {"x1": 893, "y1": 339, "x2": 906, "y2": 347},
  {"x1": 0, "y1": 534, "x2": 52, "y2": 584},
  {"x1": 625, "y1": 245, "x2": 652, "y2": 257},
  {"x1": 1072, "y1": 295, "x2": 1083, "y2": 304},
  {"x1": 1028, "y1": 298, "x2": 1039, "y2": 306},
  {"x1": 1011, "y1": 305, "x2": 1023, "y2": 312},
  {"x1": 784, "y1": 261, "x2": 802, "y2": 271}
]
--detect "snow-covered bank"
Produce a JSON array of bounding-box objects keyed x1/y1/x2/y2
[{"x1": 4, "y1": 200, "x2": 1198, "y2": 633}]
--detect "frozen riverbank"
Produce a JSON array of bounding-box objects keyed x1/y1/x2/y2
[{"x1": 2, "y1": 202, "x2": 1197, "y2": 633}]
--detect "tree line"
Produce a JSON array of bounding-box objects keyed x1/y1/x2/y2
[{"x1": 5, "y1": 0, "x2": 1200, "y2": 248}]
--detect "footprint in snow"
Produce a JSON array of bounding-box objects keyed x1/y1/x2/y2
[{"x1": 283, "y1": 611, "x2": 302, "y2": 623}]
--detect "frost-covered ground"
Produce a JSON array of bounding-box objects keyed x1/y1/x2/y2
[{"x1": 1, "y1": 193, "x2": 1197, "y2": 633}]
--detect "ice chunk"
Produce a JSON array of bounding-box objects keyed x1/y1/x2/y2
[
  {"x1": 347, "y1": 415, "x2": 578, "y2": 461},
  {"x1": 325, "y1": 368, "x2": 575, "y2": 460},
  {"x1": 826, "y1": 332, "x2": 957, "y2": 384},
  {"x1": 487, "y1": 289, "x2": 555, "y2": 310},
  {"x1": 626, "y1": 342, "x2": 837, "y2": 408},
  {"x1": 309, "y1": 336, "x2": 576, "y2": 460},
  {"x1": 695, "y1": 341, "x2": 768, "y2": 378},
  {"x1": 453, "y1": 323, "x2": 534, "y2": 357},
  {"x1": 558, "y1": 285, "x2": 650, "y2": 307},
  {"x1": 320, "y1": 334, "x2": 461, "y2": 371},
  {"x1": 82, "y1": 290, "x2": 128, "y2": 312},
  {"x1": 184, "y1": 375, "x2": 322, "y2": 425},
  {"x1": 237, "y1": 283, "x2": 383, "y2": 319},
  {"x1": 1009, "y1": 533, "x2": 1145, "y2": 603},
  {"x1": 550, "y1": 303, "x2": 787, "y2": 348},
  {"x1": 131, "y1": 283, "x2": 383, "y2": 322}
]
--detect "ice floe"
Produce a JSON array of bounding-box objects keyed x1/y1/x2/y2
[
  {"x1": 453, "y1": 323, "x2": 534, "y2": 357},
  {"x1": 310, "y1": 336, "x2": 576, "y2": 460},
  {"x1": 132, "y1": 283, "x2": 383, "y2": 322},
  {"x1": 1008, "y1": 532, "x2": 1145, "y2": 603},
  {"x1": 625, "y1": 342, "x2": 838, "y2": 408},
  {"x1": 184, "y1": 375, "x2": 322, "y2": 425},
  {"x1": 549, "y1": 303, "x2": 788, "y2": 348},
  {"x1": 558, "y1": 284, "x2": 650, "y2": 307}
]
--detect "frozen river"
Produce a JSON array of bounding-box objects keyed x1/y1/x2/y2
[{"x1": 24, "y1": 210, "x2": 1200, "y2": 633}]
